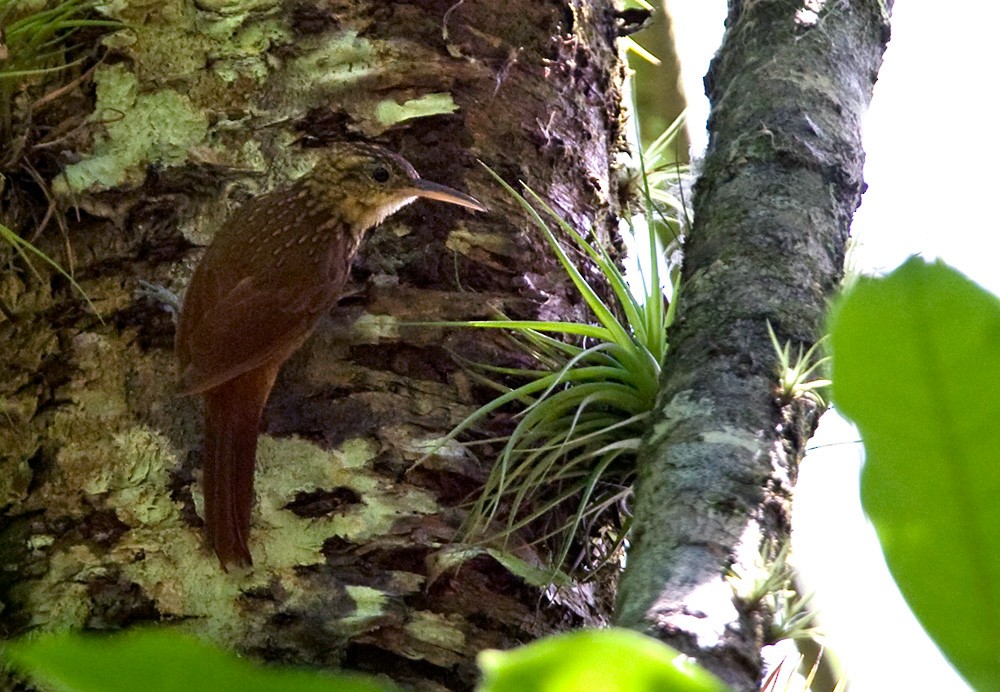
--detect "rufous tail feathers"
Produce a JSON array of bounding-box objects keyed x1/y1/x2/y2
[{"x1": 201, "y1": 364, "x2": 279, "y2": 569}]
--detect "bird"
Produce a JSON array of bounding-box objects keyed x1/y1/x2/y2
[{"x1": 175, "y1": 142, "x2": 487, "y2": 568}]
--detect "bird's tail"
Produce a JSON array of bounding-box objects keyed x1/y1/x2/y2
[{"x1": 202, "y1": 365, "x2": 278, "y2": 569}]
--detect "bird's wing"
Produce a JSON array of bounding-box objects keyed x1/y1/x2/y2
[{"x1": 176, "y1": 260, "x2": 336, "y2": 396}]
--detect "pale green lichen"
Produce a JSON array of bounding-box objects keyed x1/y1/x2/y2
[
  {"x1": 351, "y1": 313, "x2": 400, "y2": 344},
  {"x1": 52, "y1": 333, "x2": 124, "y2": 405},
  {"x1": 15, "y1": 325, "x2": 264, "y2": 637},
  {"x1": 21, "y1": 576, "x2": 92, "y2": 630},
  {"x1": 375, "y1": 93, "x2": 458, "y2": 127},
  {"x1": 20, "y1": 546, "x2": 113, "y2": 631},
  {"x1": 55, "y1": 64, "x2": 209, "y2": 194},
  {"x1": 407, "y1": 436, "x2": 466, "y2": 460},
  {"x1": 51, "y1": 424, "x2": 179, "y2": 529},
  {"x1": 243, "y1": 435, "x2": 439, "y2": 568},
  {"x1": 193, "y1": 0, "x2": 281, "y2": 14},
  {"x1": 46, "y1": 333, "x2": 131, "y2": 514},
  {"x1": 201, "y1": 14, "x2": 289, "y2": 84},
  {"x1": 238, "y1": 138, "x2": 267, "y2": 170},
  {"x1": 26, "y1": 534, "x2": 55, "y2": 551},
  {"x1": 114, "y1": 525, "x2": 269, "y2": 643},
  {"x1": 96, "y1": 0, "x2": 186, "y2": 21},
  {"x1": 207, "y1": 15, "x2": 288, "y2": 56},
  {"x1": 341, "y1": 585, "x2": 389, "y2": 627},
  {"x1": 101, "y1": 27, "x2": 137, "y2": 50},
  {"x1": 130, "y1": 25, "x2": 210, "y2": 83},
  {"x1": 445, "y1": 228, "x2": 517, "y2": 271},
  {"x1": 405, "y1": 610, "x2": 465, "y2": 650},
  {"x1": 282, "y1": 30, "x2": 379, "y2": 97},
  {"x1": 56, "y1": 9, "x2": 427, "y2": 198},
  {"x1": 105, "y1": 427, "x2": 179, "y2": 526},
  {"x1": 700, "y1": 426, "x2": 760, "y2": 454}
]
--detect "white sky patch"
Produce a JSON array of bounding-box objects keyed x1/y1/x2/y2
[{"x1": 795, "y1": 0, "x2": 826, "y2": 27}]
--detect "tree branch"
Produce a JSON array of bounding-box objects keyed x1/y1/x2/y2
[{"x1": 616, "y1": 1, "x2": 893, "y2": 687}]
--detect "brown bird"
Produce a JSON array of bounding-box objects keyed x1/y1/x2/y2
[{"x1": 175, "y1": 142, "x2": 487, "y2": 568}]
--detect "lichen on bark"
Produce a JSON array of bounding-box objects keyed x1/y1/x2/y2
[{"x1": 1, "y1": 0, "x2": 628, "y2": 687}]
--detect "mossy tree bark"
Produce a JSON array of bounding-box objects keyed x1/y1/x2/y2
[
  {"x1": 0, "y1": 1, "x2": 626, "y2": 688},
  {"x1": 615, "y1": 1, "x2": 893, "y2": 689}
]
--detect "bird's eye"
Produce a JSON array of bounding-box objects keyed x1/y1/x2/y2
[{"x1": 371, "y1": 165, "x2": 391, "y2": 184}]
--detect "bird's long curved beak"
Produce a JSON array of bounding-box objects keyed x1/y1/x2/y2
[{"x1": 411, "y1": 179, "x2": 488, "y2": 212}]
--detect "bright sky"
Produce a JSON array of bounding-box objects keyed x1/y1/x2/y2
[
  {"x1": 795, "y1": 3, "x2": 993, "y2": 688},
  {"x1": 668, "y1": 1, "x2": 994, "y2": 689}
]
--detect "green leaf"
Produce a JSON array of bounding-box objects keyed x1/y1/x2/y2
[
  {"x1": 481, "y1": 166, "x2": 634, "y2": 348},
  {"x1": 439, "y1": 159, "x2": 676, "y2": 574},
  {"x1": 829, "y1": 257, "x2": 1000, "y2": 689},
  {"x1": 2, "y1": 628, "x2": 397, "y2": 692},
  {"x1": 476, "y1": 628, "x2": 728, "y2": 692}
]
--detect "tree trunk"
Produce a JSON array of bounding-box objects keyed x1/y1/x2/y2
[
  {"x1": 0, "y1": 1, "x2": 625, "y2": 688},
  {"x1": 616, "y1": 1, "x2": 892, "y2": 689}
]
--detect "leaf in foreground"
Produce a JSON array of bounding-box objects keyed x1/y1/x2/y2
[
  {"x1": 829, "y1": 257, "x2": 1000, "y2": 689},
  {"x1": 477, "y1": 628, "x2": 728, "y2": 692},
  {"x1": 2, "y1": 628, "x2": 396, "y2": 692}
]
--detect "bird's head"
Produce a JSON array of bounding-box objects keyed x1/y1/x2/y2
[{"x1": 304, "y1": 142, "x2": 487, "y2": 232}]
